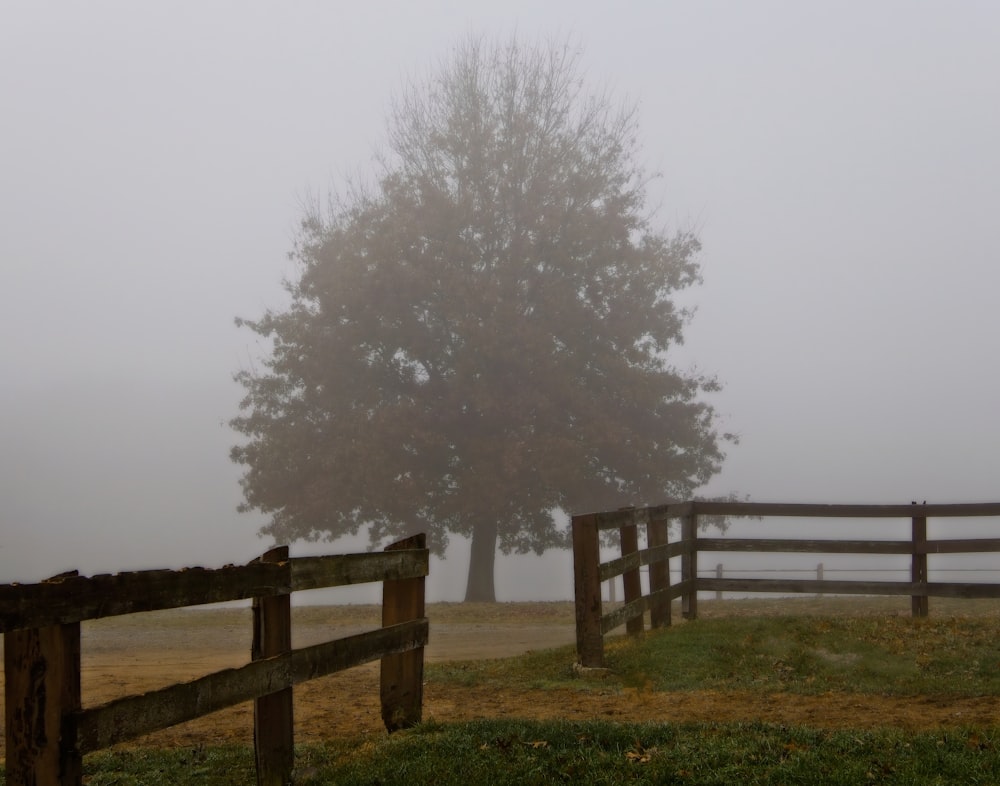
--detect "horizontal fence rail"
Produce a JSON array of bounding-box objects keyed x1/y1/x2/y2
[
  {"x1": 2, "y1": 536, "x2": 429, "y2": 786},
  {"x1": 0, "y1": 551, "x2": 429, "y2": 633},
  {"x1": 74, "y1": 618, "x2": 429, "y2": 754},
  {"x1": 694, "y1": 538, "x2": 1000, "y2": 554},
  {"x1": 573, "y1": 502, "x2": 1000, "y2": 667}
]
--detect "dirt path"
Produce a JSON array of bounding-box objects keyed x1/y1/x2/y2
[{"x1": 3, "y1": 601, "x2": 997, "y2": 756}]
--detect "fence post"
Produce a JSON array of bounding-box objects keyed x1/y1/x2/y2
[
  {"x1": 715, "y1": 564, "x2": 723, "y2": 600},
  {"x1": 911, "y1": 512, "x2": 929, "y2": 618},
  {"x1": 381, "y1": 533, "x2": 426, "y2": 731},
  {"x1": 647, "y1": 516, "x2": 671, "y2": 628},
  {"x1": 681, "y1": 513, "x2": 699, "y2": 620},
  {"x1": 252, "y1": 545, "x2": 293, "y2": 786},
  {"x1": 572, "y1": 513, "x2": 604, "y2": 667},
  {"x1": 816, "y1": 563, "x2": 824, "y2": 598},
  {"x1": 620, "y1": 518, "x2": 644, "y2": 636},
  {"x1": 4, "y1": 572, "x2": 82, "y2": 786}
]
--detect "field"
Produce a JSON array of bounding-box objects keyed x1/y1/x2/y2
[{"x1": 3, "y1": 597, "x2": 1000, "y2": 783}]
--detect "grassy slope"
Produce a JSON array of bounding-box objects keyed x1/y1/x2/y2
[{"x1": 428, "y1": 611, "x2": 1000, "y2": 697}]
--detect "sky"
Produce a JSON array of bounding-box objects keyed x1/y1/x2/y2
[{"x1": 2, "y1": 2, "x2": 998, "y2": 601}]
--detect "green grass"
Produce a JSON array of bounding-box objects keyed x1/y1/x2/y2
[
  {"x1": 426, "y1": 613, "x2": 1000, "y2": 697},
  {"x1": 296, "y1": 721, "x2": 1000, "y2": 786},
  {"x1": 429, "y1": 642, "x2": 581, "y2": 690},
  {"x1": 607, "y1": 615, "x2": 1000, "y2": 696},
  {"x1": 12, "y1": 721, "x2": 998, "y2": 785}
]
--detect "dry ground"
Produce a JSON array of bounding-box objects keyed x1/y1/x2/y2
[{"x1": 3, "y1": 598, "x2": 999, "y2": 757}]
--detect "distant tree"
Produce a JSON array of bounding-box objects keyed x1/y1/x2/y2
[{"x1": 230, "y1": 36, "x2": 733, "y2": 602}]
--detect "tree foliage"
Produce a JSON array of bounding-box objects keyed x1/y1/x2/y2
[{"x1": 230, "y1": 36, "x2": 733, "y2": 601}]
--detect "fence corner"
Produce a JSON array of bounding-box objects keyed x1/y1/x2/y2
[
  {"x1": 572, "y1": 514, "x2": 604, "y2": 668},
  {"x1": 381, "y1": 533, "x2": 426, "y2": 732}
]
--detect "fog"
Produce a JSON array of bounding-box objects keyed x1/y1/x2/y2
[{"x1": 2, "y1": 2, "x2": 998, "y2": 601}]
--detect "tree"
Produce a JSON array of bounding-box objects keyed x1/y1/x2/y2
[{"x1": 230, "y1": 36, "x2": 733, "y2": 602}]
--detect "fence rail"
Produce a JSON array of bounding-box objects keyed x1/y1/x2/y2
[
  {"x1": 2, "y1": 535, "x2": 429, "y2": 786},
  {"x1": 572, "y1": 502, "x2": 1000, "y2": 667}
]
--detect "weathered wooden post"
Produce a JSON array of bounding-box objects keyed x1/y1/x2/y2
[
  {"x1": 620, "y1": 518, "x2": 644, "y2": 637},
  {"x1": 381, "y1": 533, "x2": 426, "y2": 731},
  {"x1": 715, "y1": 563, "x2": 724, "y2": 600},
  {"x1": 252, "y1": 546, "x2": 293, "y2": 786},
  {"x1": 647, "y1": 516, "x2": 671, "y2": 628},
  {"x1": 911, "y1": 510, "x2": 929, "y2": 618},
  {"x1": 4, "y1": 572, "x2": 82, "y2": 786},
  {"x1": 681, "y1": 512, "x2": 699, "y2": 620},
  {"x1": 572, "y1": 513, "x2": 604, "y2": 667}
]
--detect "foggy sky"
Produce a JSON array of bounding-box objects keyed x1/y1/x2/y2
[{"x1": 2, "y1": 2, "x2": 998, "y2": 600}]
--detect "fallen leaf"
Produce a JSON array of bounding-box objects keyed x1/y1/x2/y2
[{"x1": 626, "y1": 743, "x2": 655, "y2": 763}]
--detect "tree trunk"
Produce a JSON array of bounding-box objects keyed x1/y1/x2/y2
[{"x1": 464, "y1": 519, "x2": 498, "y2": 602}]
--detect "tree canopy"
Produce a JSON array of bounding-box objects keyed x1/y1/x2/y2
[{"x1": 230, "y1": 36, "x2": 732, "y2": 601}]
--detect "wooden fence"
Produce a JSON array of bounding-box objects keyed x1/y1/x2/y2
[
  {"x1": 1, "y1": 534, "x2": 429, "y2": 786},
  {"x1": 573, "y1": 502, "x2": 1000, "y2": 667}
]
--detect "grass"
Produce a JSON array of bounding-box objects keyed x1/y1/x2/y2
[
  {"x1": 428, "y1": 642, "x2": 580, "y2": 690},
  {"x1": 299, "y1": 721, "x2": 1000, "y2": 785},
  {"x1": 605, "y1": 614, "x2": 1000, "y2": 696},
  {"x1": 17, "y1": 721, "x2": 1000, "y2": 785},
  {"x1": 424, "y1": 612, "x2": 1000, "y2": 697},
  {"x1": 7, "y1": 602, "x2": 1000, "y2": 784}
]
